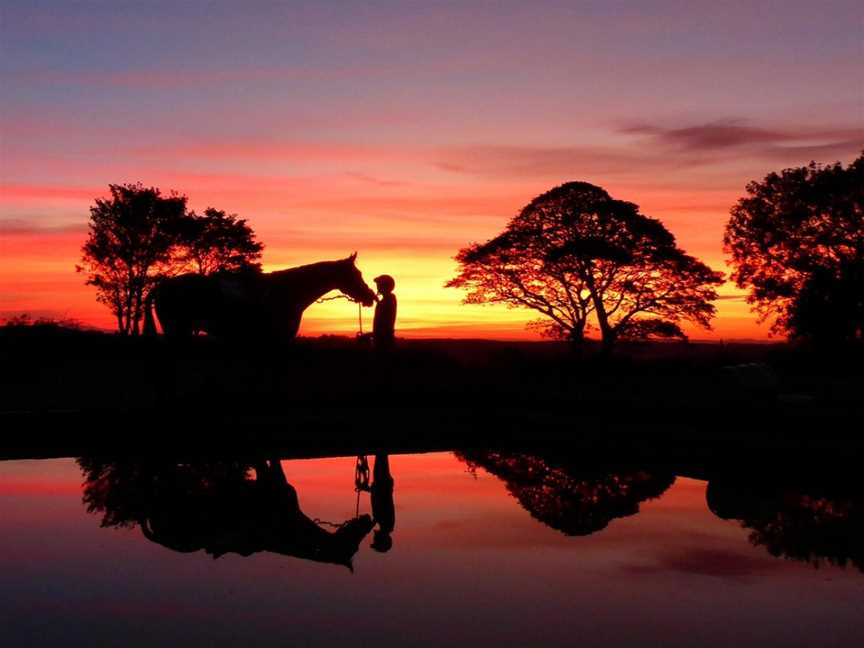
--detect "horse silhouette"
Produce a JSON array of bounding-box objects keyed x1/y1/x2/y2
[{"x1": 143, "y1": 253, "x2": 376, "y2": 339}]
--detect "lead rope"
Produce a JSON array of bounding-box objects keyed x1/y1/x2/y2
[
  {"x1": 354, "y1": 455, "x2": 370, "y2": 517},
  {"x1": 314, "y1": 294, "x2": 365, "y2": 337},
  {"x1": 312, "y1": 454, "x2": 371, "y2": 528}
]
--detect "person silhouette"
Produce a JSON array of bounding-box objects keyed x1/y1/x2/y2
[
  {"x1": 372, "y1": 275, "x2": 397, "y2": 351},
  {"x1": 370, "y1": 454, "x2": 395, "y2": 552}
]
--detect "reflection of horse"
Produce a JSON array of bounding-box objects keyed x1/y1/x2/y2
[
  {"x1": 143, "y1": 253, "x2": 376, "y2": 339},
  {"x1": 78, "y1": 457, "x2": 374, "y2": 569}
]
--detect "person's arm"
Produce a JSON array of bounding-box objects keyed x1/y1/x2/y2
[
  {"x1": 373, "y1": 303, "x2": 383, "y2": 332},
  {"x1": 387, "y1": 296, "x2": 397, "y2": 329}
]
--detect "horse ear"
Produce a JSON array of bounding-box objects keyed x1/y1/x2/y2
[{"x1": 349, "y1": 251, "x2": 357, "y2": 263}]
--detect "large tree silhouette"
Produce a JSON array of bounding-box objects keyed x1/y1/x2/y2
[
  {"x1": 447, "y1": 182, "x2": 723, "y2": 349},
  {"x1": 724, "y1": 154, "x2": 864, "y2": 342},
  {"x1": 78, "y1": 184, "x2": 188, "y2": 335},
  {"x1": 180, "y1": 207, "x2": 264, "y2": 275}
]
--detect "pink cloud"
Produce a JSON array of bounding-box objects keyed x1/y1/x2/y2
[
  {"x1": 127, "y1": 141, "x2": 418, "y2": 163},
  {"x1": 0, "y1": 183, "x2": 104, "y2": 201}
]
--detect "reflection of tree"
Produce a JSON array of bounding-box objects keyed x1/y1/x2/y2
[
  {"x1": 456, "y1": 451, "x2": 674, "y2": 535},
  {"x1": 707, "y1": 479, "x2": 864, "y2": 571},
  {"x1": 78, "y1": 457, "x2": 373, "y2": 569}
]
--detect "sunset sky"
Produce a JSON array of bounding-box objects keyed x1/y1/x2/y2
[{"x1": 1, "y1": 1, "x2": 861, "y2": 339}]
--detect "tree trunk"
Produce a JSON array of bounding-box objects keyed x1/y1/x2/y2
[
  {"x1": 568, "y1": 321, "x2": 585, "y2": 346},
  {"x1": 123, "y1": 284, "x2": 134, "y2": 336},
  {"x1": 590, "y1": 295, "x2": 615, "y2": 353},
  {"x1": 600, "y1": 329, "x2": 616, "y2": 355},
  {"x1": 568, "y1": 327, "x2": 585, "y2": 359},
  {"x1": 583, "y1": 268, "x2": 615, "y2": 353},
  {"x1": 131, "y1": 287, "x2": 143, "y2": 336},
  {"x1": 120, "y1": 303, "x2": 130, "y2": 335}
]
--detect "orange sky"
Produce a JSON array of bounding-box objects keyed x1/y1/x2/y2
[{"x1": 2, "y1": 3, "x2": 861, "y2": 340}]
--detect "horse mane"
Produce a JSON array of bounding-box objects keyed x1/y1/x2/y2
[{"x1": 266, "y1": 258, "x2": 347, "y2": 280}]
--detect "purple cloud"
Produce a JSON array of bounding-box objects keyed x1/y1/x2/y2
[
  {"x1": 436, "y1": 120, "x2": 862, "y2": 179},
  {"x1": 621, "y1": 547, "x2": 787, "y2": 581},
  {"x1": 622, "y1": 120, "x2": 862, "y2": 156}
]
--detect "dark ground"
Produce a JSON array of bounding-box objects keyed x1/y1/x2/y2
[{"x1": 1, "y1": 322, "x2": 862, "y2": 461}]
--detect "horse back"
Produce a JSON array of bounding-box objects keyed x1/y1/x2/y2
[{"x1": 154, "y1": 271, "x2": 300, "y2": 339}]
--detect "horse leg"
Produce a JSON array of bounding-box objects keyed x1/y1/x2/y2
[
  {"x1": 260, "y1": 311, "x2": 300, "y2": 394},
  {"x1": 155, "y1": 297, "x2": 194, "y2": 339},
  {"x1": 282, "y1": 312, "x2": 302, "y2": 341},
  {"x1": 160, "y1": 319, "x2": 194, "y2": 338},
  {"x1": 266, "y1": 459, "x2": 300, "y2": 509}
]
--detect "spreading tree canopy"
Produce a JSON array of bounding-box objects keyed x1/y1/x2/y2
[
  {"x1": 724, "y1": 153, "x2": 863, "y2": 342},
  {"x1": 447, "y1": 182, "x2": 723, "y2": 349}
]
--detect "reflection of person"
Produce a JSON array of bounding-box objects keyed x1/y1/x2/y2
[
  {"x1": 372, "y1": 275, "x2": 397, "y2": 351},
  {"x1": 370, "y1": 454, "x2": 395, "y2": 552}
]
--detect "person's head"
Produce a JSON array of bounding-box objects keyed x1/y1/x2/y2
[
  {"x1": 374, "y1": 274, "x2": 395, "y2": 295},
  {"x1": 370, "y1": 529, "x2": 393, "y2": 553}
]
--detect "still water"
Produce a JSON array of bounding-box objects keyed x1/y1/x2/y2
[{"x1": 1, "y1": 452, "x2": 862, "y2": 647}]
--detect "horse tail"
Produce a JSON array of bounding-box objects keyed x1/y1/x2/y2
[{"x1": 143, "y1": 283, "x2": 160, "y2": 336}]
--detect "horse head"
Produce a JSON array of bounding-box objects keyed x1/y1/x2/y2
[{"x1": 336, "y1": 252, "x2": 376, "y2": 307}]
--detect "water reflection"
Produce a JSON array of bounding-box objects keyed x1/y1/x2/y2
[
  {"x1": 708, "y1": 477, "x2": 864, "y2": 571},
  {"x1": 457, "y1": 450, "x2": 675, "y2": 535},
  {"x1": 78, "y1": 457, "x2": 375, "y2": 569},
  {"x1": 4, "y1": 451, "x2": 864, "y2": 646},
  {"x1": 77, "y1": 451, "x2": 863, "y2": 574},
  {"x1": 370, "y1": 454, "x2": 396, "y2": 552}
]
